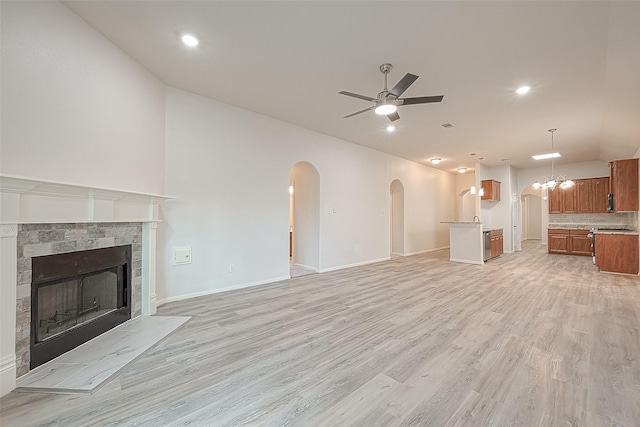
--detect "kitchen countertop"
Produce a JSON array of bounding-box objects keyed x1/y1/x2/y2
[{"x1": 548, "y1": 224, "x2": 638, "y2": 235}]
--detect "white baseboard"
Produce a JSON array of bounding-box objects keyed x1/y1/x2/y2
[
  {"x1": 0, "y1": 354, "x2": 16, "y2": 397},
  {"x1": 292, "y1": 263, "x2": 317, "y2": 271},
  {"x1": 449, "y1": 258, "x2": 484, "y2": 265},
  {"x1": 157, "y1": 275, "x2": 291, "y2": 306},
  {"x1": 403, "y1": 246, "x2": 450, "y2": 256},
  {"x1": 317, "y1": 257, "x2": 390, "y2": 273}
]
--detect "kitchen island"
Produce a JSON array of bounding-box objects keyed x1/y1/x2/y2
[{"x1": 442, "y1": 221, "x2": 484, "y2": 265}]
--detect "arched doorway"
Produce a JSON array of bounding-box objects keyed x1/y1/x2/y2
[
  {"x1": 390, "y1": 179, "x2": 404, "y2": 257},
  {"x1": 289, "y1": 162, "x2": 320, "y2": 277},
  {"x1": 458, "y1": 189, "x2": 475, "y2": 222}
]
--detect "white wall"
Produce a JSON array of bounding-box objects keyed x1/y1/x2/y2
[
  {"x1": 158, "y1": 87, "x2": 455, "y2": 302},
  {"x1": 479, "y1": 165, "x2": 514, "y2": 250},
  {"x1": 0, "y1": 1, "x2": 166, "y2": 195}
]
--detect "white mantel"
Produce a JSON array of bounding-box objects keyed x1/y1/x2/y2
[{"x1": 0, "y1": 174, "x2": 173, "y2": 397}]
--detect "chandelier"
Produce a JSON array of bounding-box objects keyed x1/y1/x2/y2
[{"x1": 532, "y1": 128, "x2": 574, "y2": 190}]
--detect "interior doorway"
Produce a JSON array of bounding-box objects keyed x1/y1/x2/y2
[
  {"x1": 289, "y1": 162, "x2": 320, "y2": 277},
  {"x1": 390, "y1": 179, "x2": 404, "y2": 257},
  {"x1": 521, "y1": 186, "x2": 543, "y2": 241}
]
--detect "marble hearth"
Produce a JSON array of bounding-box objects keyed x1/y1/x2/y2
[{"x1": 0, "y1": 174, "x2": 173, "y2": 397}]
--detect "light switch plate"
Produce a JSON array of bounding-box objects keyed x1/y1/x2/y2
[{"x1": 173, "y1": 246, "x2": 192, "y2": 265}]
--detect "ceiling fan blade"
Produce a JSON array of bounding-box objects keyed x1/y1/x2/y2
[
  {"x1": 338, "y1": 91, "x2": 376, "y2": 102},
  {"x1": 400, "y1": 95, "x2": 444, "y2": 105},
  {"x1": 388, "y1": 73, "x2": 418, "y2": 98},
  {"x1": 343, "y1": 106, "x2": 375, "y2": 118},
  {"x1": 387, "y1": 111, "x2": 400, "y2": 122}
]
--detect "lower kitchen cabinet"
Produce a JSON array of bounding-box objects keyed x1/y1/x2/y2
[
  {"x1": 548, "y1": 229, "x2": 570, "y2": 254},
  {"x1": 490, "y1": 229, "x2": 503, "y2": 258},
  {"x1": 595, "y1": 233, "x2": 639, "y2": 275},
  {"x1": 569, "y1": 230, "x2": 592, "y2": 256},
  {"x1": 548, "y1": 229, "x2": 591, "y2": 256}
]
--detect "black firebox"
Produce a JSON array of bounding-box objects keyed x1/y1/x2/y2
[{"x1": 30, "y1": 245, "x2": 132, "y2": 369}]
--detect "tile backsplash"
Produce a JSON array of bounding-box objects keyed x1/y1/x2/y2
[{"x1": 549, "y1": 212, "x2": 638, "y2": 230}]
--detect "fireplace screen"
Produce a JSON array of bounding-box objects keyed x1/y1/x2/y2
[
  {"x1": 36, "y1": 268, "x2": 119, "y2": 343},
  {"x1": 31, "y1": 245, "x2": 131, "y2": 368}
]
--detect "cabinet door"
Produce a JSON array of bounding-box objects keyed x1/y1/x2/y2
[
  {"x1": 562, "y1": 185, "x2": 577, "y2": 214},
  {"x1": 548, "y1": 231, "x2": 570, "y2": 254},
  {"x1": 498, "y1": 236, "x2": 504, "y2": 256},
  {"x1": 575, "y1": 179, "x2": 593, "y2": 213},
  {"x1": 593, "y1": 177, "x2": 609, "y2": 213},
  {"x1": 611, "y1": 159, "x2": 639, "y2": 211},
  {"x1": 481, "y1": 180, "x2": 501, "y2": 201},
  {"x1": 548, "y1": 189, "x2": 562, "y2": 214},
  {"x1": 492, "y1": 181, "x2": 501, "y2": 202},
  {"x1": 569, "y1": 233, "x2": 592, "y2": 256},
  {"x1": 595, "y1": 234, "x2": 639, "y2": 274}
]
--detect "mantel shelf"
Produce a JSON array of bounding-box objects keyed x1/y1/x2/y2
[{"x1": 0, "y1": 174, "x2": 175, "y2": 224}]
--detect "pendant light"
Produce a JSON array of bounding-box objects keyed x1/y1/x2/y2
[{"x1": 532, "y1": 129, "x2": 574, "y2": 190}]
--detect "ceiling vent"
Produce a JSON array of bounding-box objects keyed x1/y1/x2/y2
[{"x1": 442, "y1": 122, "x2": 454, "y2": 128}]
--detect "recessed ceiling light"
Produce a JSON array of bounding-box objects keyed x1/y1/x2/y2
[
  {"x1": 516, "y1": 86, "x2": 531, "y2": 95},
  {"x1": 386, "y1": 125, "x2": 395, "y2": 132},
  {"x1": 532, "y1": 152, "x2": 561, "y2": 160},
  {"x1": 181, "y1": 34, "x2": 199, "y2": 47},
  {"x1": 458, "y1": 168, "x2": 467, "y2": 173},
  {"x1": 431, "y1": 158, "x2": 441, "y2": 164}
]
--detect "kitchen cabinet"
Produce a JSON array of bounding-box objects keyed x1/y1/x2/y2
[
  {"x1": 547, "y1": 186, "x2": 576, "y2": 214},
  {"x1": 569, "y1": 230, "x2": 592, "y2": 256},
  {"x1": 549, "y1": 177, "x2": 609, "y2": 214},
  {"x1": 593, "y1": 177, "x2": 609, "y2": 213},
  {"x1": 595, "y1": 233, "x2": 639, "y2": 274},
  {"x1": 481, "y1": 180, "x2": 500, "y2": 201},
  {"x1": 490, "y1": 229, "x2": 503, "y2": 258},
  {"x1": 548, "y1": 229, "x2": 591, "y2": 256},
  {"x1": 609, "y1": 159, "x2": 639, "y2": 212},
  {"x1": 576, "y1": 179, "x2": 593, "y2": 213},
  {"x1": 548, "y1": 188, "x2": 562, "y2": 214},
  {"x1": 548, "y1": 229, "x2": 570, "y2": 253}
]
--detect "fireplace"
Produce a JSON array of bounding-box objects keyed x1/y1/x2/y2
[{"x1": 30, "y1": 245, "x2": 132, "y2": 369}]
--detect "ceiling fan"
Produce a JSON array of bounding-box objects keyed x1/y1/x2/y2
[{"x1": 339, "y1": 63, "x2": 443, "y2": 122}]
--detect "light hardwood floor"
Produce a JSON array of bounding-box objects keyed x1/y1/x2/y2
[{"x1": 2, "y1": 241, "x2": 640, "y2": 426}]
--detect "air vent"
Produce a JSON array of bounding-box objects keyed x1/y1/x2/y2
[{"x1": 442, "y1": 123, "x2": 454, "y2": 128}]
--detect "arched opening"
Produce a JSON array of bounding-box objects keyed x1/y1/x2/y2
[
  {"x1": 521, "y1": 186, "x2": 543, "y2": 246},
  {"x1": 390, "y1": 179, "x2": 404, "y2": 258},
  {"x1": 458, "y1": 189, "x2": 476, "y2": 222},
  {"x1": 289, "y1": 162, "x2": 320, "y2": 277}
]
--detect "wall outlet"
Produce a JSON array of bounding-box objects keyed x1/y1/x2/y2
[{"x1": 229, "y1": 264, "x2": 235, "y2": 273}]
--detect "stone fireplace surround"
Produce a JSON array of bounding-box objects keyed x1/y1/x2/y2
[
  {"x1": 0, "y1": 174, "x2": 172, "y2": 396},
  {"x1": 16, "y1": 222, "x2": 142, "y2": 376}
]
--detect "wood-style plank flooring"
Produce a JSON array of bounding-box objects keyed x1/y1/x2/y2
[{"x1": 2, "y1": 241, "x2": 640, "y2": 426}]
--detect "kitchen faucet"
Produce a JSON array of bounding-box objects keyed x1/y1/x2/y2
[{"x1": 473, "y1": 216, "x2": 480, "y2": 223}]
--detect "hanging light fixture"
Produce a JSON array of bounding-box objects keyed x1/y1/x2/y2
[{"x1": 532, "y1": 129, "x2": 574, "y2": 190}]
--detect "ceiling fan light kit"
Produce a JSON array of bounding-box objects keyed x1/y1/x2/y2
[{"x1": 339, "y1": 63, "x2": 443, "y2": 122}]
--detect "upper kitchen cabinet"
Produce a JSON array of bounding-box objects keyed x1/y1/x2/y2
[
  {"x1": 609, "y1": 159, "x2": 639, "y2": 212},
  {"x1": 548, "y1": 185, "x2": 576, "y2": 214},
  {"x1": 481, "y1": 180, "x2": 500, "y2": 201},
  {"x1": 576, "y1": 179, "x2": 593, "y2": 213},
  {"x1": 593, "y1": 177, "x2": 610, "y2": 213},
  {"x1": 550, "y1": 177, "x2": 609, "y2": 214}
]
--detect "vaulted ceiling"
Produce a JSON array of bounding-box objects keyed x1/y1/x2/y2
[{"x1": 63, "y1": 1, "x2": 640, "y2": 174}]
